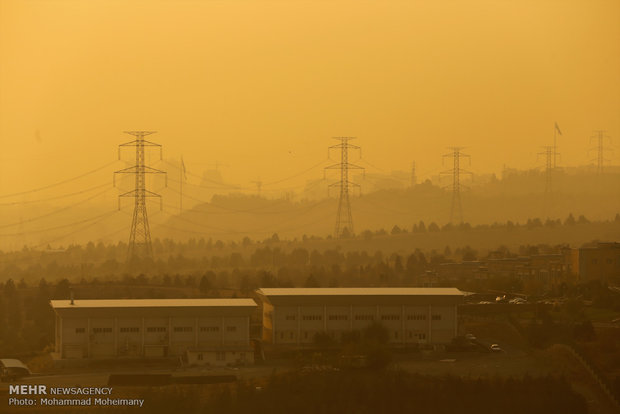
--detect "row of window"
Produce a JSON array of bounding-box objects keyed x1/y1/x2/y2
[
  {"x1": 279, "y1": 330, "x2": 429, "y2": 341},
  {"x1": 76, "y1": 326, "x2": 238, "y2": 334},
  {"x1": 590, "y1": 258, "x2": 618, "y2": 264},
  {"x1": 284, "y1": 314, "x2": 442, "y2": 322},
  {"x1": 196, "y1": 352, "x2": 227, "y2": 361}
]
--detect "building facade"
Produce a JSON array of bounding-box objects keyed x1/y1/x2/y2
[
  {"x1": 256, "y1": 288, "x2": 464, "y2": 347},
  {"x1": 50, "y1": 299, "x2": 256, "y2": 365},
  {"x1": 570, "y1": 242, "x2": 620, "y2": 283}
]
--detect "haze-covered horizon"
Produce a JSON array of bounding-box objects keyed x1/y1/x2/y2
[
  {"x1": 1, "y1": 0, "x2": 619, "y2": 251},
  {"x1": 1, "y1": 0, "x2": 619, "y2": 193}
]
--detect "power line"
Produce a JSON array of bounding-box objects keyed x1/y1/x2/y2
[
  {"x1": 325, "y1": 137, "x2": 364, "y2": 238},
  {"x1": 0, "y1": 210, "x2": 119, "y2": 237},
  {"x1": 32, "y1": 210, "x2": 121, "y2": 249},
  {"x1": 0, "y1": 182, "x2": 110, "y2": 206},
  {"x1": 262, "y1": 160, "x2": 328, "y2": 186},
  {"x1": 163, "y1": 160, "x2": 250, "y2": 190},
  {"x1": 165, "y1": 186, "x2": 330, "y2": 215},
  {"x1": 0, "y1": 187, "x2": 113, "y2": 229},
  {"x1": 115, "y1": 131, "x2": 166, "y2": 260},
  {"x1": 0, "y1": 161, "x2": 117, "y2": 199}
]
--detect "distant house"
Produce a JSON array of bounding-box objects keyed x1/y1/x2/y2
[{"x1": 570, "y1": 242, "x2": 620, "y2": 283}]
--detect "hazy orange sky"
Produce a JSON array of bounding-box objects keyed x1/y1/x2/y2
[{"x1": 1, "y1": 0, "x2": 619, "y2": 195}]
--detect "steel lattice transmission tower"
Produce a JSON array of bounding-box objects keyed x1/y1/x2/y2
[
  {"x1": 590, "y1": 130, "x2": 612, "y2": 174},
  {"x1": 324, "y1": 137, "x2": 364, "y2": 238},
  {"x1": 537, "y1": 145, "x2": 558, "y2": 217},
  {"x1": 441, "y1": 147, "x2": 472, "y2": 224},
  {"x1": 114, "y1": 131, "x2": 166, "y2": 260}
]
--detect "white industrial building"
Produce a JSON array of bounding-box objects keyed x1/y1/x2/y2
[
  {"x1": 50, "y1": 298, "x2": 257, "y2": 365},
  {"x1": 256, "y1": 288, "x2": 464, "y2": 346}
]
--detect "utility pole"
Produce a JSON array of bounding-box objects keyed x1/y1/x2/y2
[
  {"x1": 324, "y1": 137, "x2": 364, "y2": 238},
  {"x1": 590, "y1": 130, "x2": 611, "y2": 174},
  {"x1": 410, "y1": 161, "x2": 417, "y2": 188},
  {"x1": 252, "y1": 179, "x2": 263, "y2": 197},
  {"x1": 553, "y1": 122, "x2": 562, "y2": 169},
  {"x1": 538, "y1": 145, "x2": 558, "y2": 218},
  {"x1": 180, "y1": 156, "x2": 186, "y2": 213},
  {"x1": 440, "y1": 147, "x2": 472, "y2": 224},
  {"x1": 114, "y1": 131, "x2": 166, "y2": 260}
]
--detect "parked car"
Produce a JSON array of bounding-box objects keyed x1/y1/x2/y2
[
  {"x1": 0, "y1": 359, "x2": 31, "y2": 381},
  {"x1": 490, "y1": 344, "x2": 503, "y2": 352},
  {"x1": 465, "y1": 333, "x2": 477, "y2": 341}
]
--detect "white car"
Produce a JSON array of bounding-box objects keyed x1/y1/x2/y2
[
  {"x1": 490, "y1": 344, "x2": 503, "y2": 352},
  {"x1": 465, "y1": 333, "x2": 477, "y2": 341}
]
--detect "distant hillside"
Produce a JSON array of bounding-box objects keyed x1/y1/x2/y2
[{"x1": 158, "y1": 168, "x2": 620, "y2": 241}]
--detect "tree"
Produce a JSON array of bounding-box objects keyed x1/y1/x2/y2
[
  {"x1": 290, "y1": 248, "x2": 309, "y2": 266},
  {"x1": 462, "y1": 246, "x2": 478, "y2": 261},
  {"x1": 304, "y1": 274, "x2": 320, "y2": 288},
  {"x1": 53, "y1": 279, "x2": 71, "y2": 299},
  {"x1": 418, "y1": 221, "x2": 427, "y2": 232},
  {"x1": 564, "y1": 213, "x2": 576, "y2": 226}
]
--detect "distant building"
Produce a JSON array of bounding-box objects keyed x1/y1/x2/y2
[
  {"x1": 437, "y1": 261, "x2": 488, "y2": 281},
  {"x1": 570, "y1": 242, "x2": 620, "y2": 283},
  {"x1": 50, "y1": 299, "x2": 256, "y2": 366},
  {"x1": 255, "y1": 288, "x2": 464, "y2": 347}
]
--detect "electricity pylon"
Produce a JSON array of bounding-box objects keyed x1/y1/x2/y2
[
  {"x1": 440, "y1": 147, "x2": 472, "y2": 224},
  {"x1": 589, "y1": 130, "x2": 612, "y2": 174},
  {"x1": 114, "y1": 131, "x2": 166, "y2": 260},
  {"x1": 411, "y1": 161, "x2": 417, "y2": 188},
  {"x1": 537, "y1": 145, "x2": 558, "y2": 218},
  {"x1": 324, "y1": 137, "x2": 364, "y2": 238}
]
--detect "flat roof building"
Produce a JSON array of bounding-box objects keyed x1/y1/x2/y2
[
  {"x1": 256, "y1": 287, "x2": 464, "y2": 347},
  {"x1": 50, "y1": 298, "x2": 257, "y2": 366},
  {"x1": 569, "y1": 242, "x2": 620, "y2": 283}
]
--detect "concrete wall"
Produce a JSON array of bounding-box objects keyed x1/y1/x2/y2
[
  {"x1": 56, "y1": 310, "x2": 252, "y2": 359},
  {"x1": 266, "y1": 301, "x2": 458, "y2": 346}
]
